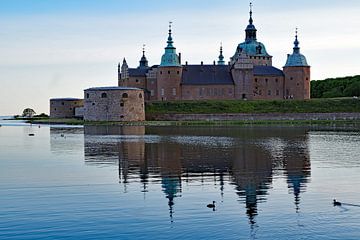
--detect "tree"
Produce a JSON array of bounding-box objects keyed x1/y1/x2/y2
[{"x1": 22, "y1": 108, "x2": 36, "y2": 118}]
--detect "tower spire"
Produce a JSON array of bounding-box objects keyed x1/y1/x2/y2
[
  {"x1": 293, "y1": 28, "x2": 300, "y2": 54},
  {"x1": 249, "y1": 2, "x2": 253, "y2": 25},
  {"x1": 160, "y1": 21, "x2": 180, "y2": 66},
  {"x1": 139, "y1": 44, "x2": 148, "y2": 69},
  {"x1": 167, "y1": 21, "x2": 174, "y2": 48},
  {"x1": 245, "y1": 2, "x2": 257, "y2": 42},
  {"x1": 218, "y1": 42, "x2": 225, "y2": 65}
]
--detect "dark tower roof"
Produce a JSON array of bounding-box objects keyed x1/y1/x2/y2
[
  {"x1": 138, "y1": 44, "x2": 149, "y2": 69},
  {"x1": 245, "y1": 2, "x2": 257, "y2": 42}
]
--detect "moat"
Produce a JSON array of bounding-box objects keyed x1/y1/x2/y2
[{"x1": 0, "y1": 120, "x2": 359, "y2": 239}]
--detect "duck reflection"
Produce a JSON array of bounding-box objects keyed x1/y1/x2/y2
[{"x1": 81, "y1": 125, "x2": 311, "y2": 226}]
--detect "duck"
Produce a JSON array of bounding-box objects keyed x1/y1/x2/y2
[
  {"x1": 28, "y1": 133, "x2": 35, "y2": 136},
  {"x1": 207, "y1": 201, "x2": 216, "y2": 208},
  {"x1": 333, "y1": 199, "x2": 342, "y2": 206}
]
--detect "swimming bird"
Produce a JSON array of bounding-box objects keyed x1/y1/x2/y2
[
  {"x1": 28, "y1": 133, "x2": 35, "y2": 136},
  {"x1": 207, "y1": 201, "x2": 216, "y2": 208},
  {"x1": 333, "y1": 199, "x2": 342, "y2": 206}
]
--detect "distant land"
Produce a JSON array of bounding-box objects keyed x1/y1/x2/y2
[{"x1": 311, "y1": 75, "x2": 360, "y2": 98}]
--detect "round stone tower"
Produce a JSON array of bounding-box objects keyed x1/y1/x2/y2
[
  {"x1": 157, "y1": 23, "x2": 183, "y2": 101},
  {"x1": 283, "y1": 30, "x2": 311, "y2": 100}
]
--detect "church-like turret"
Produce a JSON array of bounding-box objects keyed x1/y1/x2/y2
[
  {"x1": 138, "y1": 44, "x2": 149, "y2": 69},
  {"x1": 218, "y1": 44, "x2": 225, "y2": 65},
  {"x1": 231, "y1": 3, "x2": 272, "y2": 66},
  {"x1": 283, "y1": 29, "x2": 311, "y2": 99},
  {"x1": 157, "y1": 22, "x2": 183, "y2": 101}
]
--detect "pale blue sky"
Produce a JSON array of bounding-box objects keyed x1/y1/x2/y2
[{"x1": 0, "y1": 0, "x2": 359, "y2": 115}]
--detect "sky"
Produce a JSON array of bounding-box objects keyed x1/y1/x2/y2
[{"x1": 0, "y1": 0, "x2": 360, "y2": 115}]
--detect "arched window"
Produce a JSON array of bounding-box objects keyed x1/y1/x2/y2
[
  {"x1": 101, "y1": 93, "x2": 107, "y2": 98},
  {"x1": 122, "y1": 93, "x2": 128, "y2": 98},
  {"x1": 86, "y1": 93, "x2": 90, "y2": 98},
  {"x1": 139, "y1": 93, "x2": 143, "y2": 98}
]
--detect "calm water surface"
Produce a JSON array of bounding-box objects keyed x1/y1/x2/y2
[{"x1": 0, "y1": 120, "x2": 360, "y2": 239}]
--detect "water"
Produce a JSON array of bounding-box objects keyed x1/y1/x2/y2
[{"x1": 0, "y1": 122, "x2": 360, "y2": 239}]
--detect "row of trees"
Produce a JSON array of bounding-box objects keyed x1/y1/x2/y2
[{"x1": 311, "y1": 75, "x2": 360, "y2": 98}]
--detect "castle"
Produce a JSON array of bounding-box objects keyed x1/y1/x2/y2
[{"x1": 118, "y1": 4, "x2": 310, "y2": 101}]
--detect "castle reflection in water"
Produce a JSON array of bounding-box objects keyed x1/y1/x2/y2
[{"x1": 51, "y1": 125, "x2": 311, "y2": 225}]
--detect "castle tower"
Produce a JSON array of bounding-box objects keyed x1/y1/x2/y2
[
  {"x1": 119, "y1": 58, "x2": 129, "y2": 86},
  {"x1": 283, "y1": 29, "x2": 311, "y2": 100},
  {"x1": 231, "y1": 3, "x2": 272, "y2": 66},
  {"x1": 157, "y1": 22, "x2": 183, "y2": 101},
  {"x1": 217, "y1": 44, "x2": 225, "y2": 65},
  {"x1": 231, "y1": 52, "x2": 254, "y2": 100},
  {"x1": 138, "y1": 44, "x2": 149, "y2": 69}
]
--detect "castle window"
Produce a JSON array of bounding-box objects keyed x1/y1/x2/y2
[
  {"x1": 139, "y1": 93, "x2": 143, "y2": 98},
  {"x1": 136, "y1": 79, "x2": 139, "y2": 83},
  {"x1": 120, "y1": 115, "x2": 124, "y2": 119},
  {"x1": 86, "y1": 93, "x2": 89, "y2": 98},
  {"x1": 265, "y1": 79, "x2": 268, "y2": 83},
  {"x1": 172, "y1": 88, "x2": 176, "y2": 96},
  {"x1": 54, "y1": 108, "x2": 57, "y2": 111},
  {"x1": 276, "y1": 90, "x2": 280, "y2": 96},
  {"x1": 275, "y1": 79, "x2": 278, "y2": 83},
  {"x1": 92, "y1": 103, "x2": 95, "y2": 106},
  {"x1": 122, "y1": 93, "x2": 128, "y2": 98},
  {"x1": 268, "y1": 90, "x2": 271, "y2": 96},
  {"x1": 101, "y1": 93, "x2": 107, "y2": 98},
  {"x1": 297, "y1": 83, "x2": 300, "y2": 86},
  {"x1": 263, "y1": 57, "x2": 265, "y2": 60},
  {"x1": 160, "y1": 71, "x2": 162, "y2": 75},
  {"x1": 150, "y1": 90, "x2": 154, "y2": 96},
  {"x1": 306, "y1": 77, "x2": 309, "y2": 81},
  {"x1": 168, "y1": 71, "x2": 171, "y2": 74},
  {"x1": 290, "y1": 77, "x2": 293, "y2": 80},
  {"x1": 161, "y1": 88, "x2": 164, "y2": 96},
  {"x1": 69, "y1": 108, "x2": 72, "y2": 110},
  {"x1": 259, "y1": 90, "x2": 262, "y2": 95},
  {"x1": 120, "y1": 102, "x2": 124, "y2": 107},
  {"x1": 177, "y1": 71, "x2": 180, "y2": 74},
  {"x1": 255, "y1": 78, "x2": 258, "y2": 82},
  {"x1": 62, "y1": 102, "x2": 64, "y2": 105}
]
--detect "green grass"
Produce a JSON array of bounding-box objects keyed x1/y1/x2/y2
[{"x1": 146, "y1": 98, "x2": 360, "y2": 114}]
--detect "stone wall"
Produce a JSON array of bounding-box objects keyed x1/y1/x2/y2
[
  {"x1": 181, "y1": 85, "x2": 235, "y2": 100},
  {"x1": 50, "y1": 99, "x2": 84, "y2": 118},
  {"x1": 253, "y1": 75, "x2": 285, "y2": 100},
  {"x1": 84, "y1": 87, "x2": 145, "y2": 122},
  {"x1": 147, "y1": 112, "x2": 360, "y2": 121}
]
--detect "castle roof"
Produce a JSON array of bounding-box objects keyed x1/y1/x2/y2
[
  {"x1": 253, "y1": 66, "x2": 284, "y2": 76},
  {"x1": 85, "y1": 86, "x2": 142, "y2": 91},
  {"x1": 181, "y1": 65, "x2": 284, "y2": 85},
  {"x1": 128, "y1": 68, "x2": 148, "y2": 77},
  {"x1": 285, "y1": 30, "x2": 309, "y2": 67},
  {"x1": 181, "y1": 65, "x2": 234, "y2": 85},
  {"x1": 50, "y1": 98, "x2": 83, "y2": 101}
]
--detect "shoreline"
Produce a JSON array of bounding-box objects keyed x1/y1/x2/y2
[{"x1": 26, "y1": 118, "x2": 360, "y2": 127}]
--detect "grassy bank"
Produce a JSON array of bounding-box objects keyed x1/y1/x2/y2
[{"x1": 146, "y1": 98, "x2": 360, "y2": 114}]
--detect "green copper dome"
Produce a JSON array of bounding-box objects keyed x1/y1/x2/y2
[
  {"x1": 160, "y1": 24, "x2": 180, "y2": 67},
  {"x1": 285, "y1": 31, "x2": 309, "y2": 67},
  {"x1": 232, "y1": 3, "x2": 271, "y2": 61}
]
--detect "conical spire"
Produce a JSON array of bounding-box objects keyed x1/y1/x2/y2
[
  {"x1": 249, "y1": 2, "x2": 253, "y2": 25},
  {"x1": 160, "y1": 21, "x2": 180, "y2": 67},
  {"x1": 293, "y1": 28, "x2": 300, "y2": 54},
  {"x1": 245, "y1": 2, "x2": 257, "y2": 42},
  {"x1": 166, "y1": 22, "x2": 175, "y2": 49},
  {"x1": 139, "y1": 44, "x2": 149, "y2": 69},
  {"x1": 218, "y1": 43, "x2": 225, "y2": 65}
]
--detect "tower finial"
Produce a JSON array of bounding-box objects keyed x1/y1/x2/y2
[
  {"x1": 293, "y1": 27, "x2": 300, "y2": 53},
  {"x1": 218, "y1": 42, "x2": 225, "y2": 65},
  {"x1": 249, "y1": 2, "x2": 253, "y2": 25},
  {"x1": 142, "y1": 44, "x2": 146, "y2": 56}
]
